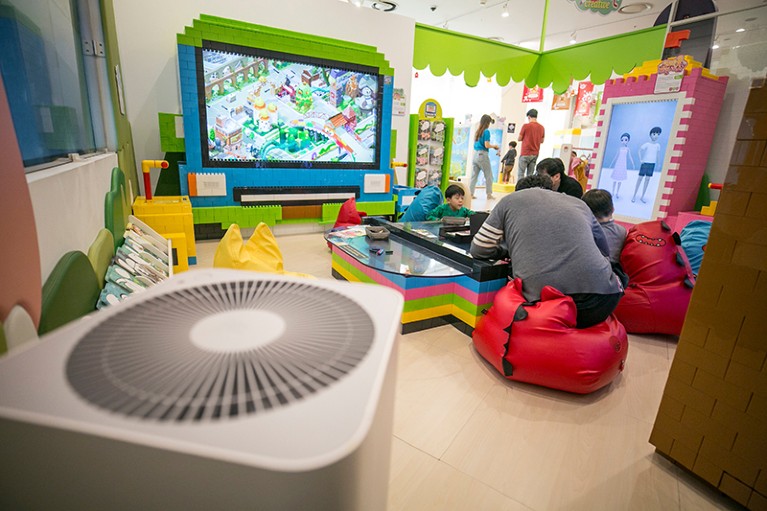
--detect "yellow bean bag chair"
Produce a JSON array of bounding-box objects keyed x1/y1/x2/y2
[{"x1": 213, "y1": 223, "x2": 315, "y2": 279}]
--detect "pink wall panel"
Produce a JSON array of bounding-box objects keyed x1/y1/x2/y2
[{"x1": 0, "y1": 75, "x2": 41, "y2": 326}]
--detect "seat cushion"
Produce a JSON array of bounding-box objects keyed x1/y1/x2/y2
[
  {"x1": 400, "y1": 185, "x2": 443, "y2": 222},
  {"x1": 473, "y1": 278, "x2": 628, "y2": 394}
]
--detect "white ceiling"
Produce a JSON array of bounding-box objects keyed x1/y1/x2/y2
[{"x1": 352, "y1": 0, "x2": 767, "y2": 51}]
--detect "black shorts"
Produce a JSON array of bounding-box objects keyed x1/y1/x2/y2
[{"x1": 639, "y1": 163, "x2": 655, "y2": 177}]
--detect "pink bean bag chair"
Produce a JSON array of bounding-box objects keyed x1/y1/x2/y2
[
  {"x1": 473, "y1": 278, "x2": 628, "y2": 394},
  {"x1": 614, "y1": 220, "x2": 695, "y2": 336}
]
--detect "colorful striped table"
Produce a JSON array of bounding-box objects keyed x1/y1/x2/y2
[{"x1": 327, "y1": 220, "x2": 508, "y2": 335}]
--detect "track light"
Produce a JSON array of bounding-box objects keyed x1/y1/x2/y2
[
  {"x1": 501, "y1": 3, "x2": 509, "y2": 17},
  {"x1": 569, "y1": 32, "x2": 577, "y2": 44}
]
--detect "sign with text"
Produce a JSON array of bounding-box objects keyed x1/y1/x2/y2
[
  {"x1": 522, "y1": 85, "x2": 544, "y2": 103},
  {"x1": 568, "y1": 0, "x2": 621, "y2": 15}
]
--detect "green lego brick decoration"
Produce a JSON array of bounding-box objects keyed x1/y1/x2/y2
[
  {"x1": 158, "y1": 113, "x2": 185, "y2": 153},
  {"x1": 177, "y1": 15, "x2": 393, "y2": 76}
]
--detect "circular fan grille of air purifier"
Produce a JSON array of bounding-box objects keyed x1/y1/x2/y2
[{"x1": 66, "y1": 279, "x2": 375, "y2": 422}]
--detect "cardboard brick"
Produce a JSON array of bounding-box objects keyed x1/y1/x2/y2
[
  {"x1": 656, "y1": 394, "x2": 686, "y2": 422},
  {"x1": 693, "y1": 369, "x2": 751, "y2": 411},
  {"x1": 738, "y1": 112, "x2": 767, "y2": 140},
  {"x1": 732, "y1": 427, "x2": 767, "y2": 467},
  {"x1": 700, "y1": 235, "x2": 736, "y2": 264},
  {"x1": 748, "y1": 490, "x2": 767, "y2": 511},
  {"x1": 757, "y1": 469, "x2": 767, "y2": 496},
  {"x1": 747, "y1": 393, "x2": 767, "y2": 420},
  {"x1": 649, "y1": 427, "x2": 675, "y2": 454},
  {"x1": 725, "y1": 361, "x2": 765, "y2": 395},
  {"x1": 700, "y1": 416, "x2": 738, "y2": 451},
  {"x1": 692, "y1": 455, "x2": 724, "y2": 487},
  {"x1": 713, "y1": 401, "x2": 765, "y2": 443},
  {"x1": 702, "y1": 325, "x2": 738, "y2": 359},
  {"x1": 678, "y1": 317, "x2": 710, "y2": 347},
  {"x1": 669, "y1": 439, "x2": 698, "y2": 470},
  {"x1": 720, "y1": 472, "x2": 753, "y2": 506},
  {"x1": 739, "y1": 314, "x2": 767, "y2": 351},
  {"x1": 729, "y1": 141, "x2": 767, "y2": 166},
  {"x1": 667, "y1": 357, "x2": 699, "y2": 386},
  {"x1": 700, "y1": 437, "x2": 760, "y2": 487},
  {"x1": 674, "y1": 336, "x2": 731, "y2": 379},
  {"x1": 716, "y1": 191, "x2": 752, "y2": 216},
  {"x1": 731, "y1": 344, "x2": 767, "y2": 371},
  {"x1": 746, "y1": 193, "x2": 767, "y2": 221},
  {"x1": 725, "y1": 164, "x2": 767, "y2": 193},
  {"x1": 714, "y1": 214, "x2": 767, "y2": 247},
  {"x1": 733, "y1": 241, "x2": 767, "y2": 272},
  {"x1": 745, "y1": 86, "x2": 767, "y2": 113},
  {"x1": 653, "y1": 407, "x2": 686, "y2": 439}
]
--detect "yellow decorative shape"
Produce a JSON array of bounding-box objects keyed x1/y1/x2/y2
[
  {"x1": 132, "y1": 196, "x2": 197, "y2": 260},
  {"x1": 214, "y1": 223, "x2": 314, "y2": 278},
  {"x1": 700, "y1": 200, "x2": 718, "y2": 216},
  {"x1": 624, "y1": 55, "x2": 719, "y2": 81}
]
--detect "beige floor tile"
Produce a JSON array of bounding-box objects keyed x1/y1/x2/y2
[
  {"x1": 440, "y1": 383, "x2": 681, "y2": 510},
  {"x1": 388, "y1": 437, "x2": 532, "y2": 511},
  {"x1": 393, "y1": 342, "x2": 498, "y2": 458}
]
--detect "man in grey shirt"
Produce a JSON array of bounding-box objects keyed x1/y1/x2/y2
[{"x1": 470, "y1": 174, "x2": 623, "y2": 328}]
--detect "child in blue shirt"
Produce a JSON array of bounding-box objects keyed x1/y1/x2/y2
[{"x1": 428, "y1": 184, "x2": 475, "y2": 220}]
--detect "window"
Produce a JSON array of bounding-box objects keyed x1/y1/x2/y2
[{"x1": 0, "y1": 0, "x2": 112, "y2": 170}]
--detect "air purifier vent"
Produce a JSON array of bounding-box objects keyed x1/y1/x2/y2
[{"x1": 66, "y1": 279, "x2": 375, "y2": 422}]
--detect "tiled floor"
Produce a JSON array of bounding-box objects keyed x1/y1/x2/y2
[{"x1": 193, "y1": 219, "x2": 742, "y2": 511}]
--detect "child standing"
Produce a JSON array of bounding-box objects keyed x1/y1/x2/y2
[
  {"x1": 582, "y1": 189, "x2": 627, "y2": 264},
  {"x1": 500, "y1": 141, "x2": 517, "y2": 184},
  {"x1": 632, "y1": 127, "x2": 662, "y2": 203},
  {"x1": 427, "y1": 184, "x2": 474, "y2": 220},
  {"x1": 609, "y1": 132, "x2": 634, "y2": 200}
]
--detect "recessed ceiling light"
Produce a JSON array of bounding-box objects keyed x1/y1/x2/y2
[
  {"x1": 618, "y1": 3, "x2": 652, "y2": 14},
  {"x1": 736, "y1": 28, "x2": 745, "y2": 32},
  {"x1": 487, "y1": 36, "x2": 504, "y2": 41},
  {"x1": 372, "y1": 1, "x2": 396, "y2": 11},
  {"x1": 712, "y1": 44, "x2": 719, "y2": 49}
]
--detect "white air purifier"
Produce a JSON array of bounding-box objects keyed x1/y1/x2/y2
[{"x1": 0, "y1": 269, "x2": 403, "y2": 511}]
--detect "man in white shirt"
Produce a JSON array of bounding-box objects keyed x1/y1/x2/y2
[{"x1": 632, "y1": 126, "x2": 662, "y2": 203}]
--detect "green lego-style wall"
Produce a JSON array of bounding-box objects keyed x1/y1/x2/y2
[{"x1": 177, "y1": 14, "x2": 393, "y2": 76}]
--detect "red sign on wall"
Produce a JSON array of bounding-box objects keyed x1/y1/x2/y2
[
  {"x1": 575, "y1": 81, "x2": 594, "y2": 116},
  {"x1": 522, "y1": 85, "x2": 544, "y2": 103}
]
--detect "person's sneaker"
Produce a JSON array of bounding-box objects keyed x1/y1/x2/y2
[{"x1": 487, "y1": 195, "x2": 495, "y2": 200}]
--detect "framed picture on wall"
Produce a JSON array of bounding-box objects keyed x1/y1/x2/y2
[{"x1": 591, "y1": 94, "x2": 685, "y2": 224}]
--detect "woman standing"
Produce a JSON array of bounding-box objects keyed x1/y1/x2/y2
[{"x1": 469, "y1": 114, "x2": 499, "y2": 200}]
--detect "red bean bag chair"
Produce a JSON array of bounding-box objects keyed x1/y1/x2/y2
[
  {"x1": 473, "y1": 278, "x2": 628, "y2": 394},
  {"x1": 614, "y1": 220, "x2": 695, "y2": 336},
  {"x1": 333, "y1": 197, "x2": 367, "y2": 229}
]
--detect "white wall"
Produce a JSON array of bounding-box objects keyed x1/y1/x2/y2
[
  {"x1": 111, "y1": 0, "x2": 416, "y2": 179},
  {"x1": 409, "y1": 67, "x2": 503, "y2": 121},
  {"x1": 27, "y1": 153, "x2": 117, "y2": 280}
]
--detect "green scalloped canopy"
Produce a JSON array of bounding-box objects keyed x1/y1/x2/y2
[{"x1": 414, "y1": 24, "x2": 667, "y2": 93}]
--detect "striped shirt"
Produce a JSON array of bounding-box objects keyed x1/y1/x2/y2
[{"x1": 470, "y1": 188, "x2": 620, "y2": 302}]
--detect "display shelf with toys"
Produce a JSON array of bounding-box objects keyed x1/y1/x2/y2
[{"x1": 407, "y1": 99, "x2": 454, "y2": 191}]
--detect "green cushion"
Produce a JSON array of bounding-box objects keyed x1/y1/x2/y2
[
  {"x1": 0, "y1": 322, "x2": 7, "y2": 356},
  {"x1": 87, "y1": 229, "x2": 115, "y2": 289},
  {"x1": 39, "y1": 251, "x2": 100, "y2": 335},
  {"x1": 105, "y1": 167, "x2": 129, "y2": 250}
]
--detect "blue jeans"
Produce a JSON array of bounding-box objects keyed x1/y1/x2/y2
[
  {"x1": 517, "y1": 154, "x2": 538, "y2": 181},
  {"x1": 470, "y1": 150, "x2": 493, "y2": 196}
]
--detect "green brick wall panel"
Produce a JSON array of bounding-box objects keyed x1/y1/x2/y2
[
  {"x1": 182, "y1": 16, "x2": 391, "y2": 74},
  {"x1": 358, "y1": 201, "x2": 395, "y2": 216},
  {"x1": 322, "y1": 203, "x2": 343, "y2": 223}
]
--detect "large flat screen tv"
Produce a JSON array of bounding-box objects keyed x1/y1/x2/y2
[
  {"x1": 592, "y1": 95, "x2": 683, "y2": 223},
  {"x1": 197, "y1": 41, "x2": 383, "y2": 169}
]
